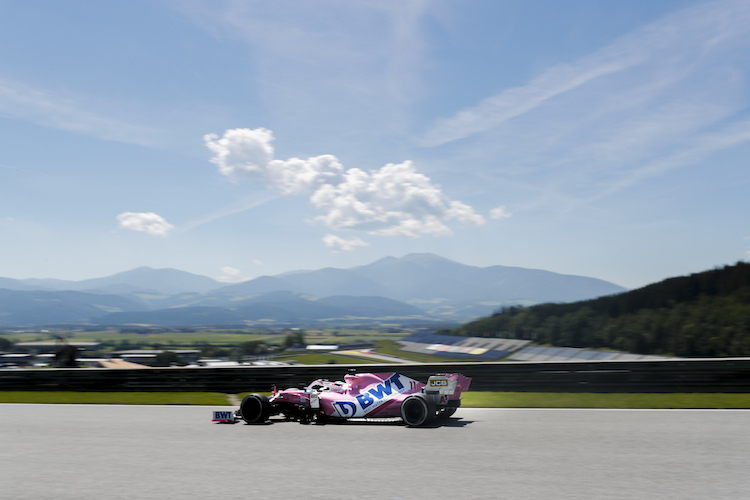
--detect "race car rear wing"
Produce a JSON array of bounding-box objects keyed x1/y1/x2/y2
[{"x1": 425, "y1": 373, "x2": 471, "y2": 398}]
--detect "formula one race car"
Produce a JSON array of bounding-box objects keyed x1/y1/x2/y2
[{"x1": 212, "y1": 371, "x2": 471, "y2": 427}]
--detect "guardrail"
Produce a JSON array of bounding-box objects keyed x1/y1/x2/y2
[{"x1": 2, "y1": 358, "x2": 750, "y2": 393}]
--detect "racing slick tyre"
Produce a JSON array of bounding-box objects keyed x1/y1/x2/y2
[
  {"x1": 240, "y1": 394, "x2": 271, "y2": 424},
  {"x1": 400, "y1": 394, "x2": 436, "y2": 427}
]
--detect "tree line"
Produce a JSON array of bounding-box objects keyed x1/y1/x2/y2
[{"x1": 442, "y1": 262, "x2": 750, "y2": 357}]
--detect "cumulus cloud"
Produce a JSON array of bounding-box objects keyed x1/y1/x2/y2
[
  {"x1": 323, "y1": 234, "x2": 370, "y2": 252},
  {"x1": 311, "y1": 161, "x2": 485, "y2": 236},
  {"x1": 205, "y1": 128, "x2": 486, "y2": 241},
  {"x1": 117, "y1": 212, "x2": 174, "y2": 236},
  {"x1": 490, "y1": 205, "x2": 512, "y2": 219},
  {"x1": 204, "y1": 128, "x2": 344, "y2": 194}
]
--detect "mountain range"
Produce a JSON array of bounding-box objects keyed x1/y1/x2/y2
[{"x1": 0, "y1": 253, "x2": 626, "y2": 327}]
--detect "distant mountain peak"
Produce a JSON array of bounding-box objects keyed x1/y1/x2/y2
[
  {"x1": 367, "y1": 256, "x2": 398, "y2": 266},
  {"x1": 401, "y1": 252, "x2": 452, "y2": 261},
  {"x1": 362, "y1": 253, "x2": 456, "y2": 269},
  {"x1": 112, "y1": 266, "x2": 156, "y2": 276}
]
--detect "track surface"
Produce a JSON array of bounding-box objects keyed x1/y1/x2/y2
[{"x1": 2, "y1": 405, "x2": 749, "y2": 499}]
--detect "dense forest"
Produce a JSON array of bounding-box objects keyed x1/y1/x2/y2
[{"x1": 443, "y1": 262, "x2": 750, "y2": 357}]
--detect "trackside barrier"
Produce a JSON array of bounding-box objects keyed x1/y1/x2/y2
[{"x1": 1, "y1": 358, "x2": 750, "y2": 393}]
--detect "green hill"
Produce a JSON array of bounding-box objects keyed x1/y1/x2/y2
[{"x1": 443, "y1": 262, "x2": 750, "y2": 357}]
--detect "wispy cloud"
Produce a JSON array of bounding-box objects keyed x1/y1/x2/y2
[
  {"x1": 171, "y1": 0, "x2": 431, "y2": 139},
  {"x1": 180, "y1": 192, "x2": 280, "y2": 232},
  {"x1": 420, "y1": 57, "x2": 639, "y2": 148},
  {"x1": 421, "y1": 0, "x2": 750, "y2": 148},
  {"x1": 590, "y1": 118, "x2": 750, "y2": 201},
  {"x1": 421, "y1": 0, "x2": 750, "y2": 207},
  {"x1": 0, "y1": 77, "x2": 163, "y2": 146}
]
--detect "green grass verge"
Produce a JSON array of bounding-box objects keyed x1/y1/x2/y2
[
  {"x1": 462, "y1": 392, "x2": 750, "y2": 409},
  {"x1": 0, "y1": 392, "x2": 232, "y2": 405},
  {"x1": 2, "y1": 391, "x2": 749, "y2": 408}
]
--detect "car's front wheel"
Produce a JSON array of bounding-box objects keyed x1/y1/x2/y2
[
  {"x1": 240, "y1": 394, "x2": 271, "y2": 424},
  {"x1": 400, "y1": 394, "x2": 436, "y2": 427}
]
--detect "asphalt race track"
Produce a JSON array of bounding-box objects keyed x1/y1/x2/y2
[{"x1": 2, "y1": 405, "x2": 749, "y2": 500}]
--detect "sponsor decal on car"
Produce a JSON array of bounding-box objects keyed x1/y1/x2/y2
[
  {"x1": 212, "y1": 410, "x2": 234, "y2": 422},
  {"x1": 331, "y1": 373, "x2": 412, "y2": 418}
]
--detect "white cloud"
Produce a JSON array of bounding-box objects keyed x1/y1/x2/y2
[
  {"x1": 490, "y1": 205, "x2": 512, "y2": 220},
  {"x1": 204, "y1": 128, "x2": 344, "y2": 194},
  {"x1": 311, "y1": 161, "x2": 484, "y2": 237},
  {"x1": 217, "y1": 261, "x2": 264, "y2": 282},
  {"x1": 204, "y1": 127, "x2": 275, "y2": 179},
  {"x1": 221, "y1": 266, "x2": 241, "y2": 276},
  {"x1": 206, "y1": 128, "x2": 485, "y2": 241},
  {"x1": 117, "y1": 212, "x2": 174, "y2": 236},
  {"x1": 218, "y1": 266, "x2": 244, "y2": 283},
  {"x1": 323, "y1": 234, "x2": 369, "y2": 252}
]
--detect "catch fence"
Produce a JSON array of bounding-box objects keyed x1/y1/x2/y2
[{"x1": 2, "y1": 358, "x2": 750, "y2": 393}]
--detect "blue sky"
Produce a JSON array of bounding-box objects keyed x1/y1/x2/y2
[{"x1": 1, "y1": 0, "x2": 749, "y2": 289}]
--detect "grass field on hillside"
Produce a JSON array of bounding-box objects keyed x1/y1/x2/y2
[{"x1": 0, "y1": 328, "x2": 406, "y2": 349}]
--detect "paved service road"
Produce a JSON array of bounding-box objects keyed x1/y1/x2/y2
[{"x1": 2, "y1": 405, "x2": 749, "y2": 500}]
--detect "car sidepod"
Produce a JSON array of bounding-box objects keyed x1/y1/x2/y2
[{"x1": 319, "y1": 372, "x2": 423, "y2": 419}]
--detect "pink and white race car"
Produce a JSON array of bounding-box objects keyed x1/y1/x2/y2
[{"x1": 212, "y1": 371, "x2": 471, "y2": 427}]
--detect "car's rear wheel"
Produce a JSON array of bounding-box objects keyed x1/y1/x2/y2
[
  {"x1": 240, "y1": 394, "x2": 271, "y2": 424},
  {"x1": 440, "y1": 407, "x2": 457, "y2": 418},
  {"x1": 400, "y1": 394, "x2": 436, "y2": 427}
]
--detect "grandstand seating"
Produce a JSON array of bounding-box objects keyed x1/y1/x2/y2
[{"x1": 398, "y1": 331, "x2": 676, "y2": 362}]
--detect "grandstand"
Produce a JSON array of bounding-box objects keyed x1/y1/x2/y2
[
  {"x1": 398, "y1": 331, "x2": 677, "y2": 362},
  {"x1": 398, "y1": 331, "x2": 530, "y2": 361}
]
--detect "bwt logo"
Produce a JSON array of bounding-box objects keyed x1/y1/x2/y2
[
  {"x1": 333, "y1": 373, "x2": 407, "y2": 417},
  {"x1": 214, "y1": 411, "x2": 233, "y2": 420},
  {"x1": 333, "y1": 401, "x2": 358, "y2": 417}
]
